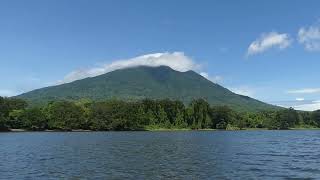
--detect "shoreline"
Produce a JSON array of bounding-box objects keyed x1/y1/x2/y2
[
  {"x1": 2, "y1": 127, "x2": 320, "y2": 133},
  {"x1": 4, "y1": 129, "x2": 93, "y2": 133}
]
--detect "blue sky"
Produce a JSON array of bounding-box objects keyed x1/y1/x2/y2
[{"x1": 1, "y1": 0, "x2": 320, "y2": 110}]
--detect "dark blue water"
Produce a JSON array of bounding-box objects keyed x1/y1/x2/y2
[{"x1": 1, "y1": 131, "x2": 320, "y2": 179}]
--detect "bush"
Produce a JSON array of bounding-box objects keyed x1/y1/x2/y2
[
  {"x1": 216, "y1": 121, "x2": 227, "y2": 129},
  {"x1": 226, "y1": 124, "x2": 240, "y2": 130},
  {"x1": 0, "y1": 115, "x2": 9, "y2": 131}
]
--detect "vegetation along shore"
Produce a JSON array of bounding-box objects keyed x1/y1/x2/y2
[{"x1": 1, "y1": 96, "x2": 320, "y2": 132}]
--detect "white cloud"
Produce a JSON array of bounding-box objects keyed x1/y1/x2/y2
[
  {"x1": 0, "y1": 89, "x2": 18, "y2": 97},
  {"x1": 298, "y1": 24, "x2": 320, "y2": 51},
  {"x1": 229, "y1": 86, "x2": 255, "y2": 97},
  {"x1": 59, "y1": 52, "x2": 223, "y2": 85},
  {"x1": 59, "y1": 52, "x2": 199, "y2": 84},
  {"x1": 275, "y1": 99, "x2": 320, "y2": 111},
  {"x1": 287, "y1": 88, "x2": 320, "y2": 94},
  {"x1": 293, "y1": 100, "x2": 320, "y2": 111},
  {"x1": 247, "y1": 32, "x2": 292, "y2": 56},
  {"x1": 295, "y1": 97, "x2": 305, "y2": 101}
]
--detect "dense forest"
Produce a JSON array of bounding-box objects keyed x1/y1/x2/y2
[{"x1": 1, "y1": 96, "x2": 320, "y2": 131}]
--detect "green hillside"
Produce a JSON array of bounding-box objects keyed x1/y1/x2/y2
[{"x1": 17, "y1": 66, "x2": 279, "y2": 112}]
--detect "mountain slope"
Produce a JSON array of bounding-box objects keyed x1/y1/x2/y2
[{"x1": 17, "y1": 66, "x2": 279, "y2": 111}]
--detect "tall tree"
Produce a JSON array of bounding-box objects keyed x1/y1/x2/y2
[
  {"x1": 0, "y1": 115, "x2": 9, "y2": 131},
  {"x1": 21, "y1": 108, "x2": 47, "y2": 130},
  {"x1": 45, "y1": 101, "x2": 85, "y2": 130},
  {"x1": 312, "y1": 110, "x2": 320, "y2": 127},
  {"x1": 189, "y1": 99, "x2": 211, "y2": 129},
  {"x1": 210, "y1": 106, "x2": 235, "y2": 129}
]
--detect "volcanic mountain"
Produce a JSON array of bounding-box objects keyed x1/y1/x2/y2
[{"x1": 17, "y1": 66, "x2": 278, "y2": 111}]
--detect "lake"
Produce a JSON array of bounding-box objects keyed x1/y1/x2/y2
[{"x1": 1, "y1": 131, "x2": 320, "y2": 179}]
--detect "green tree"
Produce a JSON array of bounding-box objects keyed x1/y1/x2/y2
[
  {"x1": 145, "y1": 109, "x2": 156, "y2": 125},
  {"x1": 0, "y1": 115, "x2": 9, "y2": 131},
  {"x1": 233, "y1": 113, "x2": 246, "y2": 129},
  {"x1": 46, "y1": 101, "x2": 85, "y2": 130},
  {"x1": 21, "y1": 108, "x2": 47, "y2": 130},
  {"x1": 0, "y1": 97, "x2": 27, "y2": 117},
  {"x1": 174, "y1": 110, "x2": 187, "y2": 128},
  {"x1": 210, "y1": 106, "x2": 235, "y2": 129},
  {"x1": 299, "y1": 111, "x2": 314, "y2": 126},
  {"x1": 188, "y1": 99, "x2": 211, "y2": 129},
  {"x1": 312, "y1": 110, "x2": 320, "y2": 127},
  {"x1": 88, "y1": 101, "x2": 114, "y2": 130},
  {"x1": 267, "y1": 108, "x2": 298, "y2": 130},
  {"x1": 8, "y1": 110, "x2": 24, "y2": 129},
  {"x1": 156, "y1": 105, "x2": 170, "y2": 128},
  {"x1": 88, "y1": 100, "x2": 145, "y2": 130}
]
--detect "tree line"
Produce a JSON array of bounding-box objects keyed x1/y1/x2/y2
[{"x1": 1, "y1": 96, "x2": 320, "y2": 131}]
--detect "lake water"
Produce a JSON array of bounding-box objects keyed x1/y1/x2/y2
[{"x1": 1, "y1": 131, "x2": 320, "y2": 179}]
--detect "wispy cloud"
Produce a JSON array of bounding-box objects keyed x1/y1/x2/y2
[
  {"x1": 287, "y1": 88, "x2": 320, "y2": 94},
  {"x1": 295, "y1": 97, "x2": 305, "y2": 101},
  {"x1": 229, "y1": 86, "x2": 255, "y2": 97},
  {"x1": 199, "y1": 72, "x2": 223, "y2": 83},
  {"x1": 0, "y1": 89, "x2": 18, "y2": 97},
  {"x1": 293, "y1": 101, "x2": 320, "y2": 111},
  {"x1": 247, "y1": 32, "x2": 292, "y2": 56},
  {"x1": 274, "y1": 98, "x2": 320, "y2": 111},
  {"x1": 298, "y1": 24, "x2": 320, "y2": 51}
]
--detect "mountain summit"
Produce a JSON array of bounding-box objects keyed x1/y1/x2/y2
[{"x1": 17, "y1": 66, "x2": 278, "y2": 111}]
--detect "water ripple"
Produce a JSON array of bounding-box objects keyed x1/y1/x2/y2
[{"x1": 1, "y1": 131, "x2": 320, "y2": 179}]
